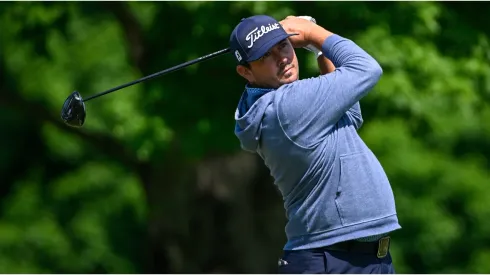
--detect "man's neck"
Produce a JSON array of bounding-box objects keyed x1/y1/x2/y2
[{"x1": 247, "y1": 82, "x2": 277, "y2": 90}]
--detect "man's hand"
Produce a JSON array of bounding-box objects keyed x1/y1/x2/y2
[
  {"x1": 297, "y1": 16, "x2": 323, "y2": 57},
  {"x1": 279, "y1": 16, "x2": 315, "y2": 48},
  {"x1": 280, "y1": 15, "x2": 334, "y2": 51}
]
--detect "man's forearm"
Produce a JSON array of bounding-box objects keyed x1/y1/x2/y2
[
  {"x1": 307, "y1": 24, "x2": 334, "y2": 51},
  {"x1": 304, "y1": 22, "x2": 336, "y2": 75},
  {"x1": 317, "y1": 55, "x2": 336, "y2": 75}
]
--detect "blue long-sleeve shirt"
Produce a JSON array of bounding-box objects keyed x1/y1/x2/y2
[{"x1": 234, "y1": 34, "x2": 401, "y2": 250}]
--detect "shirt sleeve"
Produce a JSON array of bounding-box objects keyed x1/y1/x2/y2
[
  {"x1": 346, "y1": 102, "x2": 363, "y2": 130},
  {"x1": 277, "y1": 34, "x2": 382, "y2": 148}
]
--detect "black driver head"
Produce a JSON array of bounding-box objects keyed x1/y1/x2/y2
[{"x1": 61, "y1": 91, "x2": 86, "y2": 127}]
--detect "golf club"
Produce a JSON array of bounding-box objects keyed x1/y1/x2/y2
[{"x1": 61, "y1": 47, "x2": 231, "y2": 128}]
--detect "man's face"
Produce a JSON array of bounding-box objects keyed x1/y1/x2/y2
[{"x1": 237, "y1": 39, "x2": 299, "y2": 89}]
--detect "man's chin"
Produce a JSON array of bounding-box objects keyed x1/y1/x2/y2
[{"x1": 281, "y1": 74, "x2": 298, "y2": 84}]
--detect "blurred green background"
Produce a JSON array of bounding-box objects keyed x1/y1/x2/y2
[{"x1": 1, "y1": 1, "x2": 490, "y2": 273}]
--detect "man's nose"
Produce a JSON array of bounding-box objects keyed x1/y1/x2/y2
[{"x1": 273, "y1": 50, "x2": 288, "y2": 67}]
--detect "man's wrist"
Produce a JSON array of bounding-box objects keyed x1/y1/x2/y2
[
  {"x1": 303, "y1": 44, "x2": 322, "y2": 56},
  {"x1": 307, "y1": 24, "x2": 334, "y2": 51}
]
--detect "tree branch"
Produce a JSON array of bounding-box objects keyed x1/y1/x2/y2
[
  {"x1": 0, "y1": 90, "x2": 144, "y2": 172},
  {"x1": 97, "y1": 2, "x2": 145, "y2": 69},
  {"x1": 102, "y1": 2, "x2": 146, "y2": 69}
]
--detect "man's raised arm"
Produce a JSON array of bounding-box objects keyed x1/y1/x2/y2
[{"x1": 277, "y1": 17, "x2": 382, "y2": 146}]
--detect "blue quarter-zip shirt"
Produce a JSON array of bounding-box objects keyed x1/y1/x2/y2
[{"x1": 234, "y1": 34, "x2": 401, "y2": 250}]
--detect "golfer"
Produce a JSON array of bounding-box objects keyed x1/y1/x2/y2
[{"x1": 230, "y1": 14, "x2": 401, "y2": 274}]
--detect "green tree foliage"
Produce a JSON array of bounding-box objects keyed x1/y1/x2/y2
[{"x1": 0, "y1": 1, "x2": 489, "y2": 273}]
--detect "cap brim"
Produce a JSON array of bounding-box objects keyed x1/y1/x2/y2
[{"x1": 246, "y1": 33, "x2": 299, "y2": 63}]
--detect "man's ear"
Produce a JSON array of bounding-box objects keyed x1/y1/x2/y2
[{"x1": 236, "y1": 65, "x2": 255, "y2": 83}]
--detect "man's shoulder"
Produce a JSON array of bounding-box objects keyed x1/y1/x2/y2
[
  {"x1": 274, "y1": 77, "x2": 326, "y2": 113},
  {"x1": 277, "y1": 77, "x2": 320, "y2": 91}
]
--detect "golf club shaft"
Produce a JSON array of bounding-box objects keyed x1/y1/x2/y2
[{"x1": 83, "y1": 48, "x2": 231, "y2": 102}]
